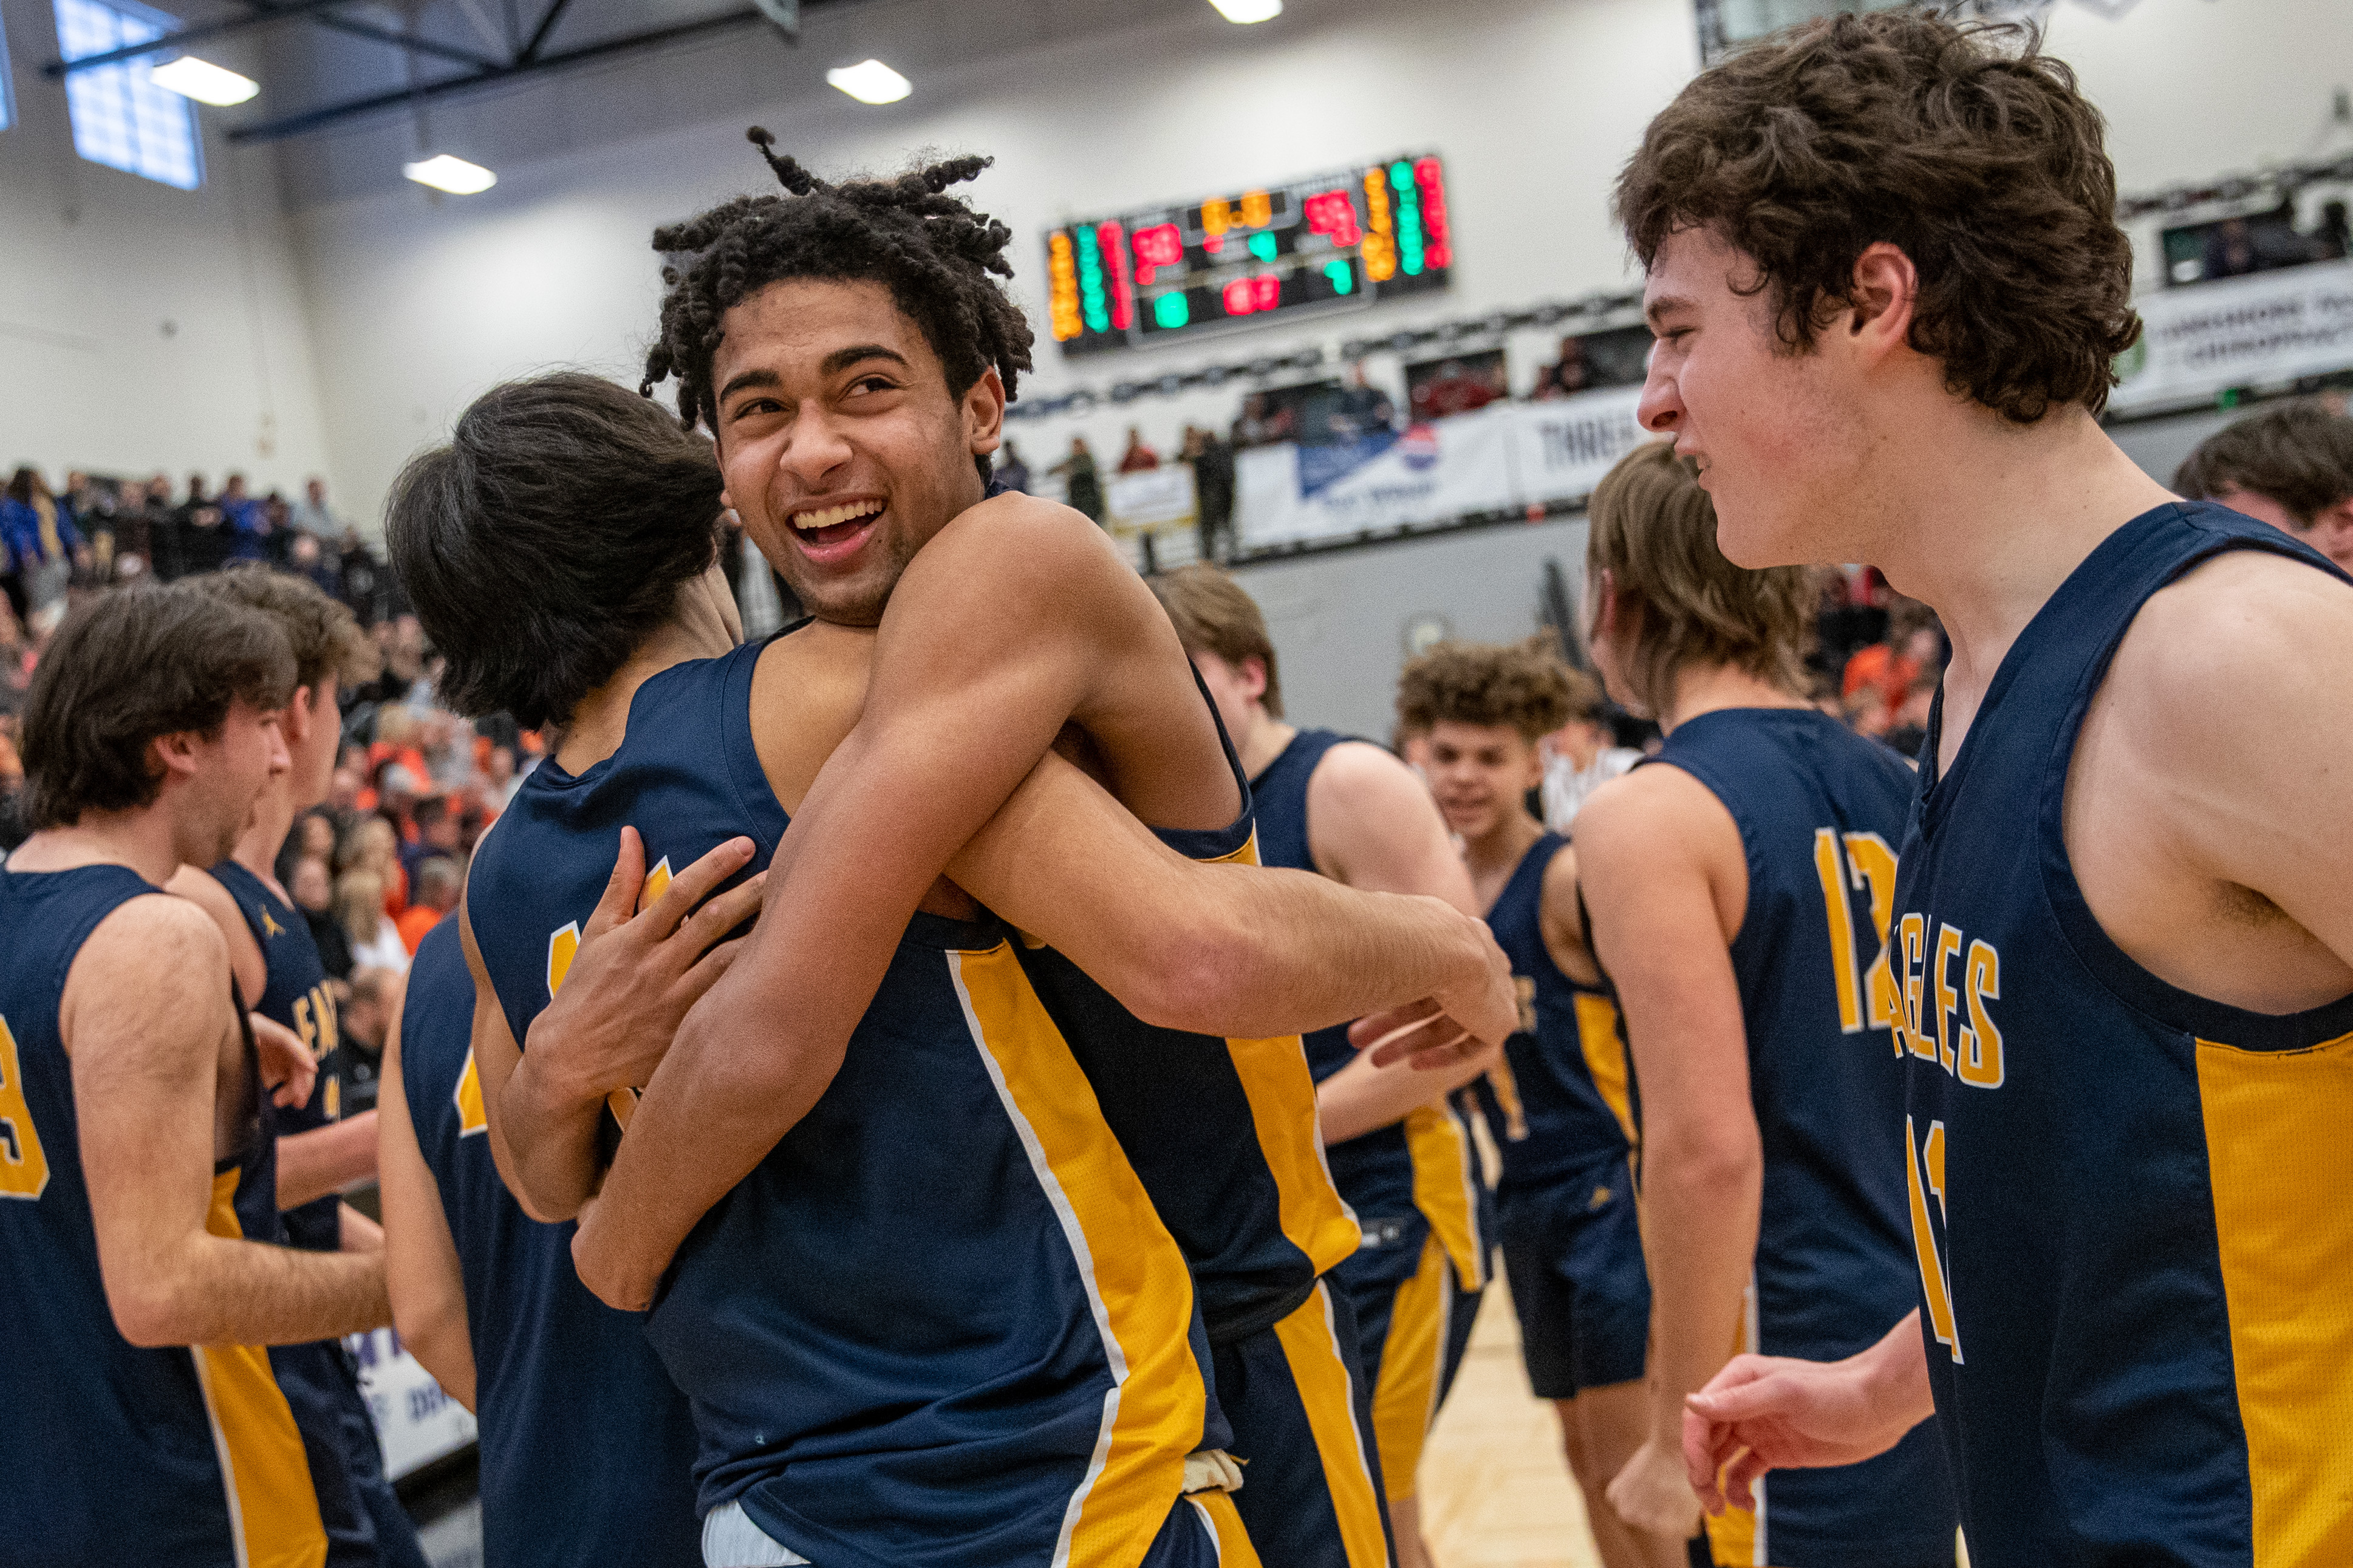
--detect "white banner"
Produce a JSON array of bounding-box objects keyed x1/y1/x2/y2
[
  {"x1": 1107, "y1": 465, "x2": 1198, "y2": 534},
  {"x1": 2111, "y1": 261, "x2": 2353, "y2": 413},
  {"x1": 1502, "y1": 388, "x2": 1650, "y2": 507},
  {"x1": 351, "y1": 1328, "x2": 477, "y2": 1480},
  {"x1": 1237, "y1": 405, "x2": 1518, "y2": 550}
]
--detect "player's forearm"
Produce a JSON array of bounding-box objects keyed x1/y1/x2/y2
[
  {"x1": 1638, "y1": 1122, "x2": 1764, "y2": 1447},
  {"x1": 1317, "y1": 1040, "x2": 1498, "y2": 1145},
  {"x1": 497, "y1": 1049, "x2": 623, "y2": 1221},
  {"x1": 274, "y1": 1113, "x2": 378, "y2": 1210},
  {"x1": 1853, "y1": 1310, "x2": 1936, "y2": 1436},
  {"x1": 114, "y1": 1236, "x2": 391, "y2": 1348}
]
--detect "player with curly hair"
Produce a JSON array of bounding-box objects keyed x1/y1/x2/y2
[{"x1": 1394, "y1": 637, "x2": 1683, "y2": 1568}]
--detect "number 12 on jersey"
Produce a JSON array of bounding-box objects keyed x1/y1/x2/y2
[{"x1": 1811, "y1": 828, "x2": 1901, "y2": 1038}]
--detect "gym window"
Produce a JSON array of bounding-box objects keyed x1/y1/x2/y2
[
  {"x1": 53, "y1": 0, "x2": 202, "y2": 190},
  {"x1": 0, "y1": 18, "x2": 15, "y2": 131}
]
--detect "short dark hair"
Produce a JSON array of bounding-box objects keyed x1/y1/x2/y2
[
  {"x1": 22, "y1": 583, "x2": 296, "y2": 829},
  {"x1": 189, "y1": 564, "x2": 379, "y2": 694},
  {"x1": 1616, "y1": 10, "x2": 2139, "y2": 424},
  {"x1": 2174, "y1": 402, "x2": 2353, "y2": 526},
  {"x1": 1396, "y1": 638, "x2": 1577, "y2": 744},
  {"x1": 642, "y1": 132, "x2": 1033, "y2": 486},
  {"x1": 385, "y1": 372, "x2": 725, "y2": 730}
]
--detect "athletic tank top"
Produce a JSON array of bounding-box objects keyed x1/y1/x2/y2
[
  {"x1": 211, "y1": 858, "x2": 344, "y2": 1250},
  {"x1": 1251, "y1": 726, "x2": 1487, "y2": 1292},
  {"x1": 1642, "y1": 707, "x2": 1956, "y2": 1568},
  {"x1": 1469, "y1": 831, "x2": 1638, "y2": 1198},
  {"x1": 1895, "y1": 502, "x2": 2353, "y2": 1568},
  {"x1": 402, "y1": 919, "x2": 702, "y2": 1567},
  {"x1": 0, "y1": 862, "x2": 380, "y2": 1568},
  {"x1": 465, "y1": 633, "x2": 1212, "y2": 1568},
  {"x1": 1009, "y1": 686, "x2": 1359, "y2": 1345}
]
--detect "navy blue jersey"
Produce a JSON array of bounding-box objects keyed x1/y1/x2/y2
[
  {"x1": 1011, "y1": 689, "x2": 1358, "y2": 1346},
  {"x1": 1470, "y1": 831, "x2": 1639, "y2": 1199},
  {"x1": 211, "y1": 859, "x2": 343, "y2": 1249},
  {"x1": 466, "y1": 635, "x2": 1212, "y2": 1568},
  {"x1": 0, "y1": 862, "x2": 384, "y2": 1568},
  {"x1": 1895, "y1": 503, "x2": 2353, "y2": 1568},
  {"x1": 1252, "y1": 728, "x2": 1487, "y2": 1294},
  {"x1": 401, "y1": 919, "x2": 701, "y2": 1567},
  {"x1": 1642, "y1": 708, "x2": 1956, "y2": 1568}
]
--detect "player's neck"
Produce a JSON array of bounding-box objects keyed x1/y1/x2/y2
[
  {"x1": 1463, "y1": 807, "x2": 1545, "y2": 884},
  {"x1": 1236, "y1": 709, "x2": 1294, "y2": 779},
  {"x1": 1854, "y1": 407, "x2": 2172, "y2": 722},
  {"x1": 230, "y1": 783, "x2": 298, "y2": 894},
  {"x1": 1660, "y1": 663, "x2": 1807, "y2": 733},
  {"x1": 557, "y1": 600, "x2": 741, "y2": 774},
  {"x1": 9, "y1": 803, "x2": 189, "y2": 887}
]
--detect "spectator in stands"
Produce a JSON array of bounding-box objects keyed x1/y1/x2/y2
[
  {"x1": 327, "y1": 969, "x2": 395, "y2": 1113},
  {"x1": 287, "y1": 530, "x2": 341, "y2": 598},
  {"x1": 336, "y1": 528, "x2": 391, "y2": 625},
  {"x1": 1537, "y1": 662, "x2": 1641, "y2": 830},
  {"x1": 994, "y1": 440, "x2": 1031, "y2": 494},
  {"x1": 2, "y1": 468, "x2": 88, "y2": 613},
  {"x1": 1051, "y1": 436, "x2": 1105, "y2": 522},
  {"x1": 0, "y1": 599, "x2": 30, "y2": 720},
  {"x1": 336, "y1": 868, "x2": 409, "y2": 974},
  {"x1": 291, "y1": 854, "x2": 353, "y2": 982},
  {"x1": 2314, "y1": 200, "x2": 2350, "y2": 264},
  {"x1": 1231, "y1": 392, "x2": 1293, "y2": 449},
  {"x1": 1118, "y1": 425, "x2": 1161, "y2": 473},
  {"x1": 1529, "y1": 335, "x2": 1596, "y2": 400},
  {"x1": 0, "y1": 723, "x2": 24, "y2": 854},
  {"x1": 343, "y1": 815, "x2": 409, "y2": 919},
  {"x1": 174, "y1": 474, "x2": 231, "y2": 577},
  {"x1": 2173, "y1": 400, "x2": 2353, "y2": 571},
  {"x1": 1191, "y1": 424, "x2": 1238, "y2": 562},
  {"x1": 217, "y1": 474, "x2": 267, "y2": 562},
  {"x1": 1882, "y1": 674, "x2": 1939, "y2": 763},
  {"x1": 290, "y1": 477, "x2": 344, "y2": 537},
  {"x1": 1842, "y1": 601, "x2": 1944, "y2": 731},
  {"x1": 395, "y1": 856, "x2": 462, "y2": 953},
  {"x1": 1410, "y1": 358, "x2": 1503, "y2": 420},
  {"x1": 1328, "y1": 362, "x2": 1398, "y2": 440},
  {"x1": 401, "y1": 795, "x2": 463, "y2": 886}
]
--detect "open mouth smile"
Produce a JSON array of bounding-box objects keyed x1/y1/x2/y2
[{"x1": 788, "y1": 498, "x2": 884, "y2": 563}]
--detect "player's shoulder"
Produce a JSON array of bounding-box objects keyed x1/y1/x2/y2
[
  {"x1": 1574, "y1": 759, "x2": 1735, "y2": 869},
  {"x1": 2112, "y1": 544, "x2": 2353, "y2": 746},
  {"x1": 73, "y1": 889, "x2": 230, "y2": 997},
  {"x1": 164, "y1": 862, "x2": 245, "y2": 925},
  {"x1": 910, "y1": 491, "x2": 1125, "y2": 595},
  {"x1": 1306, "y1": 736, "x2": 1417, "y2": 799}
]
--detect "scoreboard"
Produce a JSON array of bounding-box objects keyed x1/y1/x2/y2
[{"x1": 1044, "y1": 153, "x2": 1454, "y2": 357}]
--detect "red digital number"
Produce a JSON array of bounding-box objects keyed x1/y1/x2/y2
[
  {"x1": 1304, "y1": 190, "x2": 1360, "y2": 248},
  {"x1": 1222, "y1": 277, "x2": 1257, "y2": 316},
  {"x1": 1133, "y1": 223, "x2": 1183, "y2": 270},
  {"x1": 1252, "y1": 274, "x2": 1281, "y2": 311}
]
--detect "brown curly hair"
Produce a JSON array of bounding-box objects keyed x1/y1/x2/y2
[
  {"x1": 1396, "y1": 638, "x2": 1578, "y2": 744},
  {"x1": 642, "y1": 132, "x2": 1033, "y2": 485},
  {"x1": 1616, "y1": 9, "x2": 2140, "y2": 424},
  {"x1": 190, "y1": 564, "x2": 379, "y2": 696}
]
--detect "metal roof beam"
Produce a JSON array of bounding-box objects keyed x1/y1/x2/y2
[
  {"x1": 42, "y1": 0, "x2": 354, "y2": 76},
  {"x1": 304, "y1": 13, "x2": 503, "y2": 71}
]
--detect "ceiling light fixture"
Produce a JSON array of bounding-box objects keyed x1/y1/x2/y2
[
  {"x1": 403, "y1": 154, "x2": 498, "y2": 195},
  {"x1": 1207, "y1": 0, "x2": 1282, "y2": 21},
  {"x1": 148, "y1": 55, "x2": 259, "y2": 106},
  {"x1": 825, "y1": 59, "x2": 911, "y2": 104}
]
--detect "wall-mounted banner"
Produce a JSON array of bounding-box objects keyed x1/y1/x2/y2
[
  {"x1": 1107, "y1": 464, "x2": 1199, "y2": 536},
  {"x1": 2110, "y1": 260, "x2": 2353, "y2": 413},
  {"x1": 1233, "y1": 387, "x2": 1648, "y2": 550}
]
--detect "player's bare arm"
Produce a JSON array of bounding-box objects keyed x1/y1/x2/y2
[
  {"x1": 1574, "y1": 766, "x2": 1758, "y2": 1541},
  {"x1": 2069, "y1": 551, "x2": 2353, "y2": 1005},
  {"x1": 1311, "y1": 741, "x2": 1504, "y2": 1145},
  {"x1": 70, "y1": 895, "x2": 388, "y2": 1347},
  {"x1": 473, "y1": 828, "x2": 765, "y2": 1222},
  {"x1": 377, "y1": 996, "x2": 477, "y2": 1411}
]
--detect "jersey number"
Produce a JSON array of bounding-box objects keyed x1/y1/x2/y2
[
  {"x1": 1904, "y1": 1114, "x2": 1961, "y2": 1363},
  {"x1": 1811, "y1": 829, "x2": 1900, "y2": 1036},
  {"x1": 0, "y1": 1014, "x2": 51, "y2": 1199}
]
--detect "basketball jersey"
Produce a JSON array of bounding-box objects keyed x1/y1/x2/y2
[
  {"x1": 465, "y1": 635, "x2": 1214, "y2": 1568},
  {"x1": 1251, "y1": 727, "x2": 1487, "y2": 1294},
  {"x1": 1642, "y1": 707, "x2": 1956, "y2": 1568},
  {"x1": 211, "y1": 859, "x2": 344, "y2": 1250},
  {"x1": 0, "y1": 862, "x2": 383, "y2": 1568},
  {"x1": 401, "y1": 919, "x2": 702, "y2": 1567},
  {"x1": 1894, "y1": 502, "x2": 2353, "y2": 1568},
  {"x1": 1469, "y1": 831, "x2": 1639, "y2": 1198},
  {"x1": 1009, "y1": 689, "x2": 1361, "y2": 1346}
]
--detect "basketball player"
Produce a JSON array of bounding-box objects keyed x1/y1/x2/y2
[
  {"x1": 377, "y1": 907, "x2": 715, "y2": 1567},
  {"x1": 1627, "y1": 16, "x2": 2353, "y2": 1566},
  {"x1": 1548, "y1": 443, "x2": 1955, "y2": 1568},
  {"x1": 1149, "y1": 563, "x2": 1497, "y2": 1568},
  {"x1": 1391, "y1": 638, "x2": 1679, "y2": 1568},
  {"x1": 389, "y1": 368, "x2": 1504, "y2": 1568},
  {"x1": 0, "y1": 584, "x2": 394, "y2": 1567},
  {"x1": 2172, "y1": 400, "x2": 2353, "y2": 571},
  {"x1": 166, "y1": 565, "x2": 427, "y2": 1568}
]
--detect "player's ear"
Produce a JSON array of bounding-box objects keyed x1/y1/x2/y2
[
  {"x1": 1845, "y1": 242, "x2": 1918, "y2": 356},
  {"x1": 964, "y1": 367, "x2": 1006, "y2": 458}
]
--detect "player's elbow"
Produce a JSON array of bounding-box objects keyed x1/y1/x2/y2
[
  {"x1": 1122, "y1": 910, "x2": 1264, "y2": 1036},
  {"x1": 1645, "y1": 1117, "x2": 1763, "y2": 1198},
  {"x1": 391, "y1": 1291, "x2": 475, "y2": 1410},
  {"x1": 108, "y1": 1275, "x2": 205, "y2": 1348}
]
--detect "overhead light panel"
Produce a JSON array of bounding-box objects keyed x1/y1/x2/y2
[
  {"x1": 403, "y1": 154, "x2": 497, "y2": 195},
  {"x1": 148, "y1": 56, "x2": 259, "y2": 107},
  {"x1": 1207, "y1": 0, "x2": 1282, "y2": 21},
  {"x1": 826, "y1": 59, "x2": 910, "y2": 104}
]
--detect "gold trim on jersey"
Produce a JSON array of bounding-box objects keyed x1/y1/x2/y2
[
  {"x1": 1269, "y1": 1282, "x2": 1392, "y2": 1568},
  {"x1": 1368, "y1": 1231, "x2": 1454, "y2": 1504}
]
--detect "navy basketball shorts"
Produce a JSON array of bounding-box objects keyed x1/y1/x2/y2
[{"x1": 1495, "y1": 1162, "x2": 1650, "y2": 1400}]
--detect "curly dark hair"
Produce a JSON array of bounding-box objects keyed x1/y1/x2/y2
[
  {"x1": 1616, "y1": 9, "x2": 2140, "y2": 424},
  {"x1": 642, "y1": 131, "x2": 1034, "y2": 483},
  {"x1": 1396, "y1": 638, "x2": 1578, "y2": 744}
]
